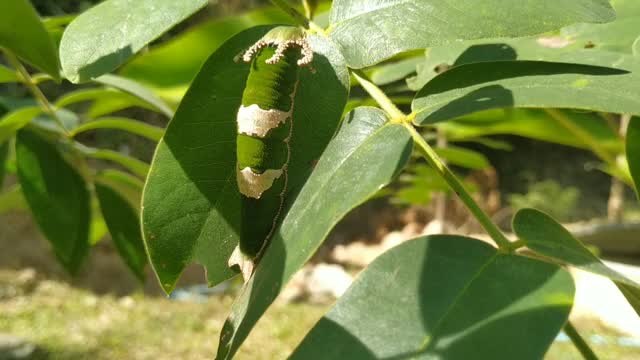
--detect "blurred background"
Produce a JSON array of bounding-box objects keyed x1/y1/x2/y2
[{"x1": 1, "y1": 0, "x2": 639, "y2": 359}]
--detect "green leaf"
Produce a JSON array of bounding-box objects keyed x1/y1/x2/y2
[
  {"x1": 435, "y1": 146, "x2": 490, "y2": 170},
  {"x1": 617, "y1": 284, "x2": 640, "y2": 315},
  {"x1": 412, "y1": 60, "x2": 640, "y2": 125},
  {"x1": 142, "y1": 26, "x2": 350, "y2": 292},
  {"x1": 438, "y1": 109, "x2": 622, "y2": 153},
  {"x1": 292, "y1": 235, "x2": 574, "y2": 360},
  {"x1": 628, "y1": 118, "x2": 640, "y2": 198},
  {"x1": 120, "y1": 6, "x2": 292, "y2": 91},
  {"x1": 512, "y1": 208, "x2": 640, "y2": 314},
  {"x1": 95, "y1": 181, "x2": 147, "y2": 282},
  {"x1": 0, "y1": 185, "x2": 27, "y2": 215},
  {"x1": 70, "y1": 117, "x2": 163, "y2": 142},
  {"x1": 369, "y1": 56, "x2": 423, "y2": 86},
  {"x1": 328, "y1": 0, "x2": 615, "y2": 68},
  {"x1": 83, "y1": 148, "x2": 150, "y2": 179},
  {"x1": 94, "y1": 75, "x2": 174, "y2": 118},
  {"x1": 0, "y1": 107, "x2": 42, "y2": 144},
  {"x1": 0, "y1": 140, "x2": 8, "y2": 189},
  {"x1": 0, "y1": 0, "x2": 59, "y2": 80},
  {"x1": 16, "y1": 129, "x2": 90, "y2": 274},
  {"x1": 95, "y1": 169, "x2": 143, "y2": 210},
  {"x1": 60, "y1": 0, "x2": 207, "y2": 83},
  {"x1": 55, "y1": 88, "x2": 155, "y2": 114},
  {"x1": 217, "y1": 107, "x2": 412, "y2": 359},
  {"x1": 0, "y1": 65, "x2": 18, "y2": 84}
]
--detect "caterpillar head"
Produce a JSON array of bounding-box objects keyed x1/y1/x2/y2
[{"x1": 242, "y1": 26, "x2": 313, "y2": 67}]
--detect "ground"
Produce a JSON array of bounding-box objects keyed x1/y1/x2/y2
[{"x1": 1, "y1": 269, "x2": 639, "y2": 359}]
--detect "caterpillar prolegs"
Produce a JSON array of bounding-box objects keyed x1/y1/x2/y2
[{"x1": 228, "y1": 27, "x2": 313, "y2": 280}]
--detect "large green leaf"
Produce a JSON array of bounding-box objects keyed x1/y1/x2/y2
[
  {"x1": 59, "y1": 0, "x2": 208, "y2": 83},
  {"x1": 0, "y1": 107, "x2": 42, "y2": 144},
  {"x1": 216, "y1": 107, "x2": 412, "y2": 359},
  {"x1": 292, "y1": 235, "x2": 574, "y2": 360},
  {"x1": 142, "y1": 27, "x2": 350, "y2": 292},
  {"x1": 328, "y1": 0, "x2": 615, "y2": 68},
  {"x1": 95, "y1": 181, "x2": 147, "y2": 282},
  {"x1": 120, "y1": 7, "x2": 292, "y2": 91},
  {"x1": 70, "y1": 117, "x2": 163, "y2": 142},
  {"x1": 512, "y1": 208, "x2": 640, "y2": 315},
  {"x1": 412, "y1": 59, "x2": 640, "y2": 125},
  {"x1": 438, "y1": 109, "x2": 622, "y2": 153},
  {"x1": 629, "y1": 118, "x2": 640, "y2": 198},
  {"x1": 16, "y1": 129, "x2": 90, "y2": 274},
  {"x1": 0, "y1": 0, "x2": 59, "y2": 80}
]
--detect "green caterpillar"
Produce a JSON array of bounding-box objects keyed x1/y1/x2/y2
[{"x1": 229, "y1": 27, "x2": 313, "y2": 280}]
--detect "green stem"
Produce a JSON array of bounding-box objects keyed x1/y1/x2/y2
[
  {"x1": 352, "y1": 70, "x2": 405, "y2": 121},
  {"x1": 269, "y1": 0, "x2": 309, "y2": 28},
  {"x1": 405, "y1": 123, "x2": 514, "y2": 251},
  {"x1": 4, "y1": 50, "x2": 69, "y2": 135},
  {"x1": 564, "y1": 321, "x2": 599, "y2": 360},
  {"x1": 545, "y1": 109, "x2": 615, "y2": 164}
]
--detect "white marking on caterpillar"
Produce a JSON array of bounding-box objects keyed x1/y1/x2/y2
[
  {"x1": 236, "y1": 167, "x2": 283, "y2": 199},
  {"x1": 237, "y1": 104, "x2": 291, "y2": 138},
  {"x1": 242, "y1": 38, "x2": 313, "y2": 66}
]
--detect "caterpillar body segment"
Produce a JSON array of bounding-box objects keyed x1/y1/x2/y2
[{"x1": 229, "y1": 27, "x2": 313, "y2": 281}]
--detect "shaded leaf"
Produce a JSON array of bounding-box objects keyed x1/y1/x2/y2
[
  {"x1": 412, "y1": 59, "x2": 640, "y2": 125},
  {"x1": 438, "y1": 109, "x2": 622, "y2": 153},
  {"x1": 0, "y1": 185, "x2": 27, "y2": 215},
  {"x1": 0, "y1": 0, "x2": 59, "y2": 79},
  {"x1": 617, "y1": 283, "x2": 640, "y2": 316},
  {"x1": 0, "y1": 65, "x2": 18, "y2": 83},
  {"x1": 369, "y1": 56, "x2": 423, "y2": 86},
  {"x1": 94, "y1": 75, "x2": 174, "y2": 118},
  {"x1": 292, "y1": 235, "x2": 574, "y2": 360},
  {"x1": 628, "y1": 118, "x2": 640, "y2": 198},
  {"x1": 95, "y1": 181, "x2": 147, "y2": 282},
  {"x1": 513, "y1": 208, "x2": 640, "y2": 314},
  {"x1": 217, "y1": 107, "x2": 412, "y2": 359},
  {"x1": 0, "y1": 107, "x2": 42, "y2": 144},
  {"x1": 16, "y1": 130, "x2": 90, "y2": 274},
  {"x1": 328, "y1": 0, "x2": 615, "y2": 68},
  {"x1": 60, "y1": 0, "x2": 208, "y2": 82},
  {"x1": 142, "y1": 27, "x2": 350, "y2": 292},
  {"x1": 70, "y1": 117, "x2": 163, "y2": 142},
  {"x1": 55, "y1": 88, "x2": 156, "y2": 115}
]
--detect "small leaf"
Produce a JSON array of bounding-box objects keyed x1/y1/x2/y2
[
  {"x1": 0, "y1": 65, "x2": 19, "y2": 84},
  {"x1": 513, "y1": 208, "x2": 640, "y2": 314},
  {"x1": 292, "y1": 235, "x2": 574, "y2": 360},
  {"x1": 217, "y1": 107, "x2": 413, "y2": 359},
  {"x1": 617, "y1": 283, "x2": 640, "y2": 315},
  {"x1": 60, "y1": 0, "x2": 208, "y2": 83},
  {"x1": 628, "y1": 118, "x2": 640, "y2": 198},
  {"x1": 16, "y1": 129, "x2": 90, "y2": 274},
  {"x1": 82, "y1": 148, "x2": 149, "y2": 179},
  {"x1": 95, "y1": 181, "x2": 147, "y2": 282},
  {"x1": 94, "y1": 75, "x2": 174, "y2": 118},
  {"x1": 412, "y1": 59, "x2": 640, "y2": 125},
  {"x1": 328, "y1": 0, "x2": 615, "y2": 68},
  {"x1": 70, "y1": 117, "x2": 163, "y2": 142},
  {"x1": 95, "y1": 169, "x2": 143, "y2": 209},
  {"x1": 435, "y1": 146, "x2": 490, "y2": 170},
  {"x1": 0, "y1": 107, "x2": 42, "y2": 144},
  {"x1": 0, "y1": 140, "x2": 8, "y2": 189},
  {"x1": 55, "y1": 88, "x2": 153, "y2": 112},
  {"x1": 369, "y1": 56, "x2": 423, "y2": 86},
  {"x1": 0, "y1": 0, "x2": 60, "y2": 79},
  {"x1": 0, "y1": 185, "x2": 27, "y2": 215},
  {"x1": 142, "y1": 27, "x2": 350, "y2": 292}
]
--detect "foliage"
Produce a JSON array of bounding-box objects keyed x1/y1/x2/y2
[
  {"x1": 1, "y1": 0, "x2": 640, "y2": 359},
  {"x1": 508, "y1": 180, "x2": 580, "y2": 222}
]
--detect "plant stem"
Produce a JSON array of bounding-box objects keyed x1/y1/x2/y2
[
  {"x1": 269, "y1": 0, "x2": 309, "y2": 28},
  {"x1": 4, "y1": 51, "x2": 69, "y2": 135},
  {"x1": 564, "y1": 321, "x2": 599, "y2": 360},
  {"x1": 545, "y1": 109, "x2": 615, "y2": 164},
  {"x1": 352, "y1": 70, "x2": 405, "y2": 121},
  {"x1": 405, "y1": 123, "x2": 514, "y2": 251}
]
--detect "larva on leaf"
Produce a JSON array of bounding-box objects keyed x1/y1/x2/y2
[{"x1": 228, "y1": 26, "x2": 313, "y2": 281}]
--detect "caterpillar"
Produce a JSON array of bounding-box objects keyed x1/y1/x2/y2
[{"x1": 228, "y1": 27, "x2": 313, "y2": 281}]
